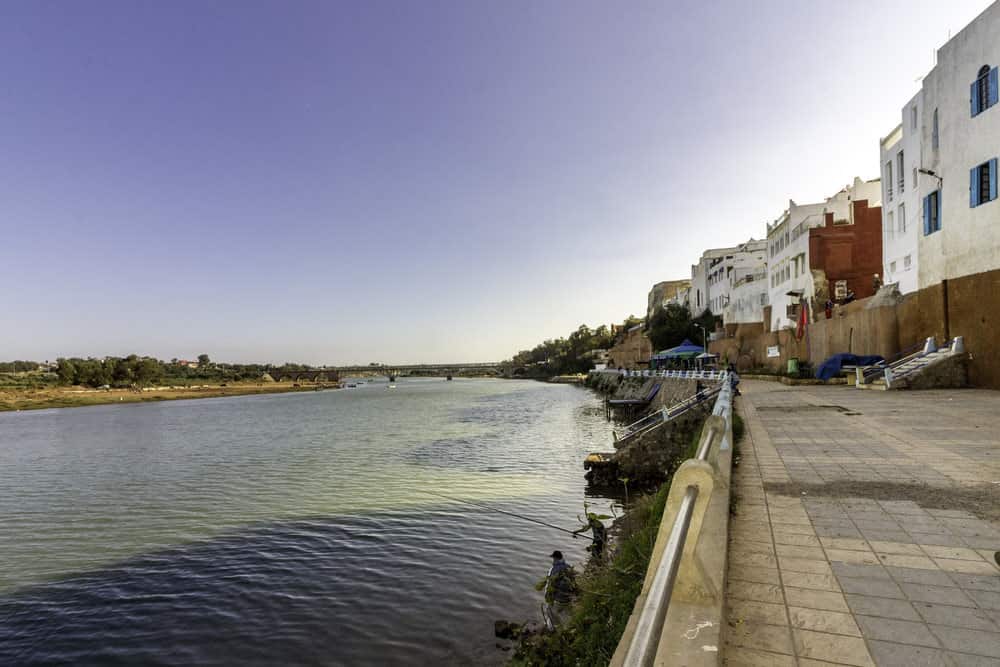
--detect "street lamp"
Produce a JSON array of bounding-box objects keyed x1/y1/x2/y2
[{"x1": 693, "y1": 323, "x2": 708, "y2": 352}]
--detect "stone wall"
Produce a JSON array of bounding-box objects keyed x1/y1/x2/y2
[{"x1": 709, "y1": 265, "x2": 1000, "y2": 388}]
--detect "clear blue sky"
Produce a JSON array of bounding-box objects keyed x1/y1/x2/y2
[{"x1": 1, "y1": 0, "x2": 990, "y2": 364}]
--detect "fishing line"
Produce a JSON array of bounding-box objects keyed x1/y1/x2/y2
[{"x1": 418, "y1": 489, "x2": 595, "y2": 541}]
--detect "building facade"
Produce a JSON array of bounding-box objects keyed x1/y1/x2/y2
[
  {"x1": 915, "y1": 2, "x2": 1000, "y2": 288},
  {"x1": 878, "y1": 91, "x2": 923, "y2": 294},
  {"x1": 766, "y1": 178, "x2": 882, "y2": 331}
]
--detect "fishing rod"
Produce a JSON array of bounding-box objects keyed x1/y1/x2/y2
[{"x1": 419, "y1": 489, "x2": 595, "y2": 541}]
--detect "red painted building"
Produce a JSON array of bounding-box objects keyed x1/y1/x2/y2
[{"x1": 809, "y1": 198, "x2": 883, "y2": 302}]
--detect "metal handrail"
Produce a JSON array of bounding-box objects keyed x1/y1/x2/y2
[
  {"x1": 622, "y1": 485, "x2": 698, "y2": 666},
  {"x1": 613, "y1": 380, "x2": 725, "y2": 444},
  {"x1": 619, "y1": 380, "x2": 733, "y2": 666}
]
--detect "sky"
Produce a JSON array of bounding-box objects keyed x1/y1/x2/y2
[{"x1": 1, "y1": 0, "x2": 992, "y2": 364}]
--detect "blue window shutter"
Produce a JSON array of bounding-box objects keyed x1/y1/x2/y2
[
  {"x1": 923, "y1": 195, "x2": 931, "y2": 235},
  {"x1": 991, "y1": 158, "x2": 998, "y2": 201},
  {"x1": 972, "y1": 81, "x2": 981, "y2": 117},
  {"x1": 971, "y1": 166, "x2": 980, "y2": 207},
  {"x1": 991, "y1": 68, "x2": 999, "y2": 107},
  {"x1": 937, "y1": 190, "x2": 942, "y2": 230}
]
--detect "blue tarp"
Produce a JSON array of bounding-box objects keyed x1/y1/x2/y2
[
  {"x1": 652, "y1": 339, "x2": 705, "y2": 360},
  {"x1": 815, "y1": 353, "x2": 884, "y2": 381}
]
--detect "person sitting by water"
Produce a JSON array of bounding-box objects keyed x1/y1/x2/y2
[
  {"x1": 728, "y1": 364, "x2": 741, "y2": 396},
  {"x1": 536, "y1": 550, "x2": 577, "y2": 630},
  {"x1": 573, "y1": 513, "x2": 607, "y2": 560}
]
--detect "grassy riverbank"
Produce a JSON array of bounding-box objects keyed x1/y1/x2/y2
[{"x1": 0, "y1": 382, "x2": 329, "y2": 412}]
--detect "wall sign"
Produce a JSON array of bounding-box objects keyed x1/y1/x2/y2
[{"x1": 766, "y1": 345, "x2": 780, "y2": 358}]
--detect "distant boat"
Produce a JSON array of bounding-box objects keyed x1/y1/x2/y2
[
  {"x1": 446, "y1": 375, "x2": 453, "y2": 381},
  {"x1": 387, "y1": 384, "x2": 397, "y2": 390}
]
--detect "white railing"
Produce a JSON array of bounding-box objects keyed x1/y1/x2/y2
[
  {"x1": 612, "y1": 381, "x2": 734, "y2": 667},
  {"x1": 593, "y1": 369, "x2": 726, "y2": 381}
]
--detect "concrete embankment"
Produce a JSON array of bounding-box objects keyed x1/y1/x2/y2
[{"x1": 584, "y1": 373, "x2": 711, "y2": 489}]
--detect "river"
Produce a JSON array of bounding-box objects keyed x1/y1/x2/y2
[{"x1": 0, "y1": 378, "x2": 618, "y2": 665}]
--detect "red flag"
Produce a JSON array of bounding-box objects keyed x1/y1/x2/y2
[{"x1": 796, "y1": 300, "x2": 808, "y2": 341}]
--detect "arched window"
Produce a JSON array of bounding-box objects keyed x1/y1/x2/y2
[
  {"x1": 972, "y1": 65, "x2": 997, "y2": 116},
  {"x1": 977, "y1": 65, "x2": 990, "y2": 113}
]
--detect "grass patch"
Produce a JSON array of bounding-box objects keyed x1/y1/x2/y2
[
  {"x1": 512, "y1": 420, "x2": 705, "y2": 666},
  {"x1": 511, "y1": 483, "x2": 670, "y2": 666}
]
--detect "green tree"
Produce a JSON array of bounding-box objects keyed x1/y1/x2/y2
[
  {"x1": 56, "y1": 358, "x2": 77, "y2": 384},
  {"x1": 197, "y1": 354, "x2": 211, "y2": 367}
]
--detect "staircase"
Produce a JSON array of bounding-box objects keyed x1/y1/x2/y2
[{"x1": 859, "y1": 337, "x2": 967, "y2": 390}]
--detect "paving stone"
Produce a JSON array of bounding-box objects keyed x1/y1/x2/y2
[
  {"x1": 773, "y1": 532, "x2": 821, "y2": 547},
  {"x1": 722, "y1": 646, "x2": 797, "y2": 667},
  {"x1": 929, "y1": 625, "x2": 1000, "y2": 658},
  {"x1": 784, "y1": 587, "x2": 850, "y2": 613},
  {"x1": 725, "y1": 620, "x2": 794, "y2": 654},
  {"x1": 782, "y1": 571, "x2": 841, "y2": 592},
  {"x1": 907, "y1": 532, "x2": 963, "y2": 546},
  {"x1": 825, "y1": 548, "x2": 881, "y2": 565},
  {"x1": 855, "y1": 614, "x2": 940, "y2": 647},
  {"x1": 868, "y1": 540, "x2": 923, "y2": 555},
  {"x1": 819, "y1": 537, "x2": 870, "y2": 551},
  {"x1": 912, "y1": 601, "x2": 999, "y2": 631},
  {"x1": 776, "y1": 544, "x2": 827, "y2": 560},
  {"x1": 787, "y1": 606, "x2": 861, "y2": 636},
  {"x1": 792, "y1": 629, "x2": 874, "y2": 666},
  {"x1": 966, "y1": 589, "x2": 1000, "y2": 610},
  {"x1": 837, "y1": 576, "x2": 904, "y2": 598},
  {"x1": 948, "y1": 572, "x2": 1000, "y2": 592},
  {"x1": 874, "y1": 553, "x2": 939, "y2": 570},
  {"x1": 778, "y1": 556, "x2": 833, "y2": 575},
  {"x1": 728, "y1": 581, "x2": 785, "y2": 604},
  {"x1": 729, "y1": 564, "x2": 782, "y2": 585},
  {"x1": 885, "y1": 565, "x2": 956, "y2": 587},
  {"x1": 844, "y1": 594, "x2": 921, "y2": 621},
  {"x1": 932, "y1": 558, "x2": 1000, "y2": 575},
  {"x1": 728, "y1": 599, "x2": 789, "y2": 626},
  {"x1": 831, "y1": 562, "x2": 891, "y2": 580},
  {"x1": 947, "y1": 652, "x2": 1000, "y2": 667},
  {"x1": 899, "y1": 582, "x2": 976, "y2": 607},
  {"x1": 919, "y1": 545, "x2": 986, "y2": 561},
  {"x1": 867, "y1": 640, "x2": 948, "y2": 667}
]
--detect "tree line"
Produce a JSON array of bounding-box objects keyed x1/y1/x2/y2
[{"x1": 50, "y1": 355, "x2": 324, "y2": 388}]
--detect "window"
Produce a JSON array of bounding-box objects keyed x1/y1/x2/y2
[
  {"x1": 886, "y1": 161, "x2": 894, "y2": 200},
  {"x1": 971, "y1": 65, "x2": 998, "y2": 117},
  {"x1": 913, "y1": 167, "x2": 918, "y2": 189},
  {"x1": 887, "y1": 211, "x2": 894, "y2": 239},
  {"x1": 923, "y1": 190, "x2": 941, "y2": 235},
  {"x1": 890, "y1": 261, "x2": 897, "y2": 273},
  {"x1": 903, "y1": 255, "x2": 911, "y2": 269},
  {"x1": 970, "y1": 158, "x2": 998, "y2": 207},
  {"x1": 932, "y1": 108, "x2": 939, "y2": 149},
  {"x1": 899, "y1": 203, "x2": 905, "y2": 233},
  {"x1": 898, "y1": 151, "x2": 905, "y2": 193},
  {"x1": 911, "y1": 106, "x2": 917, "y2": 130}
]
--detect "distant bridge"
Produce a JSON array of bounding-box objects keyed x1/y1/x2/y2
[
  {"x1": 334, "y1": 363, "x2": 501, "y2": 377},
  {"x1": 266, "y1": 369, "x2": 341, "y2": 383}
]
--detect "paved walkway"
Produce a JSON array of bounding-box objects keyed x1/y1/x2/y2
[{"x1": 723, "y1": 380, "x2": 1000, "y2": 667}]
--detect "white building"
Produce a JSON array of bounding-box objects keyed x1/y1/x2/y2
[
  {"x1": 913, "y1": 2, "x2": 1000, "y2": 288},
  {"x1": 766, "y1": 178, "x2": 883, "y2": 331},
  {"x1": 878, "y1": 90, "x2": 923, "y2": 294},
  {"x1": 713, "y1": 239, "x2": 768, "y2": 325},
  {"x1": 689, "y1": 246, "x2": 737, "y2": 317}
]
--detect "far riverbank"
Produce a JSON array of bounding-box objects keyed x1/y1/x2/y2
[{"x1": 0, "y1": 382, "x2": 331, "y2": 412}]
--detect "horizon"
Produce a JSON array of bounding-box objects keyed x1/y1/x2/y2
[{"x1": 2, "y1": 0, "x2": 992, "y2": 365}]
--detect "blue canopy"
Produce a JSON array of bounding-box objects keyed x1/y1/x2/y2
[{"x1": 652, "y1": 339, "x2": 705, "y2": 360}]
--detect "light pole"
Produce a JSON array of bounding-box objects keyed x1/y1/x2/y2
[{"x1": 693, "y1": 323, "x2": 707, "y2": 352}]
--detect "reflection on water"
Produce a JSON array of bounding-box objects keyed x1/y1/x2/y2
[{"x1": 0, "y1": 378, "x2": 617, "y2": 665}]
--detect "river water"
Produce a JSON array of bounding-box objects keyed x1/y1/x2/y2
[{"x1": 0, "y1": 378, "x2": 618, "y2": 665}]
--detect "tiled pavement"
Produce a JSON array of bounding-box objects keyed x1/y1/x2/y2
[{"x1": 723, "y1": 380, "x2": 1000, "y2": 667}]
